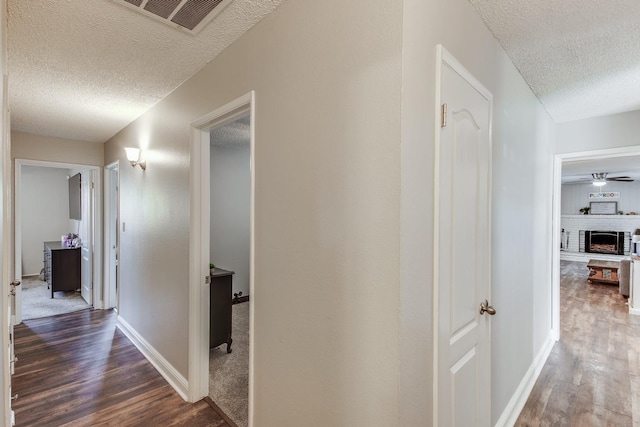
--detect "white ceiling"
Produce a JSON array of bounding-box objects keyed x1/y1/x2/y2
[
  {"x1": 6, "y1": 0, "x2": 640, "y2": 144},
  {"x1": 7, "y1": 0, "x2": 285, "y2": 143}
]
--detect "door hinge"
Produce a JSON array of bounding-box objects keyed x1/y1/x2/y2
[
  {"x1": 91, "y1": 181, "x2": 95, "y2": 189},
  {"x1": 441, "y1": 103, "x2": 447, "y2": 128},
  {"x1": 205, "y1": 276, "x2": 211, "y2": 284}
]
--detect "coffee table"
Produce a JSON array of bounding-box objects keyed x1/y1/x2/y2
[{"x1": 587, "y1": 259, "x2": 620, "y2": 285}]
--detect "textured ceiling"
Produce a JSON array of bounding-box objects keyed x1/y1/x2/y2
[
  {"x1": 7, "y1": 0, "x2": 285, "y2": 143},
  {"x1": 8, "y1": 1, "x2": 640, "y2": 144},
  {"x1": 469, "y1": 0, "x2": 640, "y2": 123},
  {"x1": 210, "y1": 115, "x2": 250, "y2": 147}
]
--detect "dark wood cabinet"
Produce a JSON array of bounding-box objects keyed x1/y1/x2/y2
[
  {"x1": 44, "y1": 241, "x2": 81, "y2": 299},
  {"x1": 210, "y1": 268, "x2": 234, "y2": 353}
]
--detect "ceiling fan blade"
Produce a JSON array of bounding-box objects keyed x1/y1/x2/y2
[{"x1": 606, "y1": 176, "x2": 634, "y2": 182}]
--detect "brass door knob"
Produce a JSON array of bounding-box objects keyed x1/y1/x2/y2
[{"x1": 480, "y1": 300, "x2": 496, "y2": 316}]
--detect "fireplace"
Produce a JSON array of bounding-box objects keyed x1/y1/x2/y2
[{"x1": 584, "y1": 230, "x2": 625, "y2": 255}]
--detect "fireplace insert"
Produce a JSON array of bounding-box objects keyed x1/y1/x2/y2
[{"x1": 584, "y1": 230, "x2": 625, "y2": 255}]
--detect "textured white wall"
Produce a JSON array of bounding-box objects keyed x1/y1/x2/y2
[
  {"x1": 210, "y1": 138, "x2": 250, "y2": 297},
  {"x1": 401, "y1": 0, "x2": 555, "y2": 424},
  {"x1": 20, "y1": 166, "x2": 70, "y2": 275},
  {"x1": 104, "y1": 0, "x2": 403, "y2": 423},
  {"x1": 562, "y1": 181, "x2": 640, "y2": 215}
]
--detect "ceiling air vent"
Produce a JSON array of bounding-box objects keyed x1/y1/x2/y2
[{"x1": 113, "y1": 0, "x2": 234, "y2": 34}]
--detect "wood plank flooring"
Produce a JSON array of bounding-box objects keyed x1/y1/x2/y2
[
  {"x1": 12, "y1": 309, "x2": 230, "y2": 427},
  {"x1": 516, "y1": 260, "x2": 640, "y2": 426}
]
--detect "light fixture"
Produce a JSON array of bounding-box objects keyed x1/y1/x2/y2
[
  {"x1": 124, "y1": 147, "x2": 147, "y2": 170},
  {"x1": 592, "y1": 172, "x2": 606, "y2": 187}
]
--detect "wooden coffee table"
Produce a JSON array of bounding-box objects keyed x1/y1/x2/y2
[{"x1": 587, "y1": 259, "x2": 620, "y2": 285}]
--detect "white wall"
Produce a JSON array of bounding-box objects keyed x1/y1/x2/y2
[
  {"x1": 105, "y1": 0, "x2": 403, "y2": 424},
  {"x1": 100, "y1": 0, "x2": 560, "y2": 423},
  {"x1": 556, "y1": 110, "x2": 640, "y2": 154},
  {"x1": 401, "y1": 0, "x2": 555, "y2": 424},
  {"x1": 562, "y1": 181, "x2": 640, "y2": 215},
  {"x1": 12, "y1": 131, "x2": 104, "y2": 166},
  {"x1": 210, "y1": 129, "x2": 250, "y2": 297},
  {"x1": 20, "y1": 166, "x2": 71, "y2": 275}
]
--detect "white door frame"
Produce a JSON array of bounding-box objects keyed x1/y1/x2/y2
[
  {"x1": 552, "y1": 145, "x2": 640, "y2": 339},
  {"x1": 188, "y1": 91, "x2": 255, "y2": 422},
  {"x1": 14, "y1": 159, "x2": 103, "y2": 321},
  {"x1": 1, "y1": 71, "x2": 13, "y2": 426},
  {"x1": 78, "y1": 169, "x2": 94, "y2": 305},
  {"x1": 104, "y1": 161, "x2": 119, "y2": 310}
]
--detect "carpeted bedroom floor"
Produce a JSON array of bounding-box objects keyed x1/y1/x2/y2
[
  {"x1": 21, "y1": 275, "x2": 91, "y2": 320},
  {"x1": 210, "y1": 301, "x2": 249, "y2": 427}
]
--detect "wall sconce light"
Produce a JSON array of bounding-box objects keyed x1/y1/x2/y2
[{"x1": 124, "y1": 147, "x2": 147, "y2": 170}]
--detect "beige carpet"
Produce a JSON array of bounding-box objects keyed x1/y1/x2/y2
[
  {"x1": 210, "y1": 301, "x2": 249, "y2": 427},
  {"x1": 21, "y1": 276, "x2": 90, "y2": 320}
]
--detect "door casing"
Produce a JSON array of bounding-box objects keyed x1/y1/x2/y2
[
  {"x1": 14, "y1": 159, "x2": 103, "y2": 321},
  {"x1": 552, "y1": 146, "x2": 640, "y2": 336},
  {"x1": 188, "y1": 91, "x2": 255, "y2": 427},
  {"x1": 104, "y1": 161, "x2": 119, "y2": 310}
]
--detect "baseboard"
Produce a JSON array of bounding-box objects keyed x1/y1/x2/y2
[
  {"x1": 494, "y1": 332, "x2": 556, "y2": 427},
  {"x1": 629, "y1": 306, "x2": 640, "y2": 316},
  {"x1": 116, "y1": 316, "x2": 189, "y2": 401}
]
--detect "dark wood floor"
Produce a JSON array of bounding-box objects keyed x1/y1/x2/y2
[
  {"x1": 516, "y1": 260, "x2": 640, "y2": 426},
  {"x1": 12, "y1": 309, "x2": 229, "y2": 427}
]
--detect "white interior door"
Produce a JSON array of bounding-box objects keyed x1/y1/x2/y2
[
  {"x1": 80, "y1": 171, "x2": 92, "y2": 305},
  {"x1": 435, "y1": 46, "x2": 493, "y2": 427},
  {"x1": 106, "y1": 164, "x2": 119, "y2": 310}
]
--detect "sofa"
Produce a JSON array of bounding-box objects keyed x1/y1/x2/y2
[{"x1": 619, "y1": 258, "x2": 631, "y2": 297}]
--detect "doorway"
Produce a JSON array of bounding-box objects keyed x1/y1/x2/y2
[
  {"x1": 208, "y1": 113, "x2": 251, "y2": 426},
  {"x1": 14, "y1": 159, "x2": 103, "y2": 323},
  {"x1": 104, "y1": 162, "x2": 119, "y2": 311},
  {"x1": 188, "y1": 92, "x2": 255, "y2": 426},
  {"x1": 552, "y1": 146, "x2": 640, "y2": 339}
]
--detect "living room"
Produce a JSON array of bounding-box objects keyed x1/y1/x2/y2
[{"x1": 561, "y1": 156, "x2": 640, "y2": 263}]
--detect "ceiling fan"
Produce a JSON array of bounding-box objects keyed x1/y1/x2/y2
[{"x1": 590, "y1": 172, "x2": 634, "y2": 186}]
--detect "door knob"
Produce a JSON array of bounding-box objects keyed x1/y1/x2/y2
[
  {"x1": 10, "y1": 281, "x2": 21, "y2": 287},
  {"x1": 480, "y1": 300, "x2": 496, "y2": 316}
]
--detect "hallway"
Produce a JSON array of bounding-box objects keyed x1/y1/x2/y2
[
  {"x1": 516, "y1": 261, "x2": 640, "y2": 426},
  {"x1": 12, "y1": 309, "x2": 229, "y2": 426}
]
